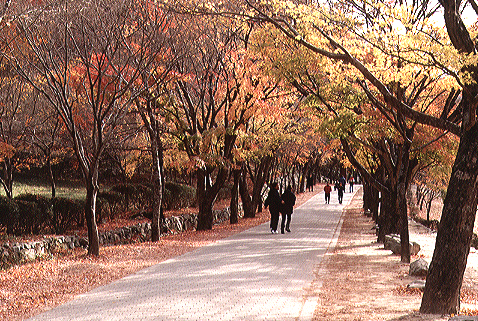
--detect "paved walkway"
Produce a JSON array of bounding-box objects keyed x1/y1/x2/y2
[{"x1": 29, "y1": 187, "x2": 360, "y2": 321}]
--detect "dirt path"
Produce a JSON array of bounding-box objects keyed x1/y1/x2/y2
[
  {"x1": 0, "y1": 186, "x2": 324, "y2": 320},
  {"x1": 4, "y1": 185, "x2": 477, "y2": 320},
  {"x1": 313, "y1": 188, "x2": 477, "y2": 320}
]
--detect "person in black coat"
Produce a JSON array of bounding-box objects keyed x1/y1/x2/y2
[
  {"x1": 264, "y1": 182, "x2": 283, "y2": 234},
  {"x1": 337, "y1": 182, "x2": 344, "y2": 204},
  {"x1": 280, "y1": 185, "x2": 296, "y2": 234}
]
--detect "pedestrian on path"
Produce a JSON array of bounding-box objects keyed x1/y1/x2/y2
[
  {"x1": 264, "y1": 182, "x2": 283, "y2": 234},
  {"x1": 339, "y1": 175, "x2": 346, "y2": 189},
  {"x1": 324, "y1": 182, "x2": 332, "y2": 204},
  {"x1": 306, "y1": 175, "x2": 313, "y2": 192},
  {"x1": 337, "y1": 182, "x2": 344, "y2": 204},
  {"x1": 349, "y1": 176, "x2": 354, "y2": 193},
  {"x1": 280, "y1": 185, "x2": 296, "y2": 234}
]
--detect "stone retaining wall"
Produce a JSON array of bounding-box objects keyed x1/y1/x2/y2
[{"x1": 0, "y1": 205, "x2": 241, "y2": 269}]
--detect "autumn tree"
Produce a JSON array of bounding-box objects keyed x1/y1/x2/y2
[
  {"x1": 0, "y1": 74, "x2": 38, "y2": 199},
  {"x1": 165, "y1": 18, "x2": 240, "y2": 230},
  {"x1": 5, "y1": 0, "x2": 161, "y2": 255},
  {"x1": 158, "y1": 14, "x2": 292, "y2": 230},
  {"x1": 28, "y1": 100, "x2": 69, "y2": 199},
  {"x1": 129, "y1": 4, "x2": 188, "y2": 242},
  {"x1": 237, "y1": 0, "x2": 478, "y2": 313},
  {"x1": 237, "y1": 107, "x2": 295, "y2": 218}
]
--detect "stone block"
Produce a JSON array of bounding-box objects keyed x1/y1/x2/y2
[
  {"x1": 449, "y1": 316, "x2": 478, "y2": 321},
  {"x1": 21, "y1": 248, "x2": 36, "y2": 262},
  {"x1": 410, "y1": 258, "x2": 428, "y2": 277},
  {"x1": 384, "y1": 234, "x2": 420, "y2": 255},
  {"x1": 407, "y1": 280, "x2": 426, "y2": 290}
]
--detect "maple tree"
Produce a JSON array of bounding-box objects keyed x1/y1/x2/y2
[
  {"x1": 232, "y1": 83, "x2": 301, "y2": 218},
  {"x1": 251, "y1": 19, "x2": 421, "y2": 261},
  {"x1": 4, "y1": 0, "x2": 162, "y2": 256},
  {"x1": 28, "y1": 98, "x2": 71, "y2": 199},
  {"x1": 236, "y1": 0, "x2": 478, "y2": 313},
  {"x1": 162, "y1": 16, "x2": 241, "y2": 230},
  {"x1": 0, "y1": 73, "x2": 39, "y2": 199},
  {"x1": 130, "y1": 4, "x2": 186, "y2": 242},
  {"x1": 154, "y1": 13, "x2": 296, "y2": 230}
]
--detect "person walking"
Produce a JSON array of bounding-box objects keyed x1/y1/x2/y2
[
  {"x1": 349, "y1": 176, "x2": 354, "y2": 193},
  {"x1": 280, "y1": 185, "x2": 296, "y2": 233},
  {"x1": 324, "y1": 182, "x2": 332, "y2": 204},
  {"x1": 306, "y1": 175, "x2": 313, "y2": 192},
  {"x1": 337, "y1": 182, "x2": 344, "y2": 204},
  {"x1": 339, "y1": 175, "x2": 346, "y2": 190},
  {"x1": 264, "y1": 182, "x2": 283, "y2": 234}
]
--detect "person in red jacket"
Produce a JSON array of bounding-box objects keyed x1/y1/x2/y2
[{"x1": 324, "y1": 182, "x2": 332, "y2": 204}]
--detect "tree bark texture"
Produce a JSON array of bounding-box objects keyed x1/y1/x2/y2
[
  {"x1": 1, "y1": 158, "x2": 13, "y2": 199},
  {"x1": 363, "y1": 181, "x2": 380, "y2": 222},
  {"x1": 420, "y1": 124, "x2": 478, "y2": 314},
  {"x1": 47, "y1": 157, "x2": 56, "y2": 199},
  {"x1": 150, "y1": 132, "x2": 163, "y2": 242},
  {"x1": 230, "y1": 169, "x2": 240, "y2": 224},
  {"x1": 397, "y1": 164, "x2": 411, "y2": 263},
  {"x1": 251, "y1": 156, "x2": 273, "y2": 215},
  {"x1": 196, "y1": 167, "x2": 229, "y2": 231},
  {"x1": 378, "y1": 188, "x2": 399, "y2": 243},
  {"x1": 85, "y1": 180, "x2": 100, "y2": 256},
  {"x1": 239, "y1": 165, "x2": 254, "y2": 218}
]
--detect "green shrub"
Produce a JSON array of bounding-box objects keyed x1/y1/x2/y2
[
  {"x1": 111, "y1": 183, "x2": 153, "y2": 211},
  {"x1": 97, "y1": 190, "x2": 125, "y2": 220},
  {"x1": 0, "y1": 196, "x2": 20, "y2": 235},
  {"x1": 110, "y1": 182, "x2": 196, "y2": 212},
  {"x1": 51, "y1": 197, "x2": 85, "y2": 234},
  {"x1": 163, "y1": 182, "x2": 196, "y2": 210},
  {"x1": 111, "y1": 183, "x2": 152, "y2": 211},
  {"x1": 15, "y1": 193, "x2": 53, "y2": 219},
  {"x1": 16, "y1": 200, "x2": 43, "y2": 235}
]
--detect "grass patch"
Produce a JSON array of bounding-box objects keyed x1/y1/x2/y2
[{"x1": 0, "y1": 181, "x2": 86, "y2": 200}]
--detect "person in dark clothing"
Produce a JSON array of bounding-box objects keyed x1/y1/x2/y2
[
  {"x1": 280, "y1": 185, "x2": 296, "y2": 233},
  {"x1": 337, "y1": 182, "x2": 344, "y2": 204},
  {"x1": 264, "y1": 182, "x2": 283, "y2": 234},
  {"x1": 306, "y1": 175, "x2": 313, "y2": 192},
  {"x1": 349, "y1": 176, "x2": 354, "y2": 192},
  {"x1": 339, "y1": 176, "x2": 346, "y2": 189}
]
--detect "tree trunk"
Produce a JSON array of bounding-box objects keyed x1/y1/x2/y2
[
  {"x1": 416, "y1": 185, "x2": 423, "y2": 206},
  {"x1": 45, "y1": 155, "x2": 57, "y2": 199},
  {"x1": 363, "y1": 181, "x2": 372, "y2": 211},
  {"x1": 363, "y1": 181, "x2": 380, "y2": 222},
  {"x1": 150, "y1": 131, "x2": 163, "y2": 242},
  {"x1": 397, "y1": 172, "x2": 410, "y2": 263},
  {"x1": 370, "y1": 186, "x2": 380, "y2": 223},
  {"x1": 1, "y1": 158, "x2": 13, "y2": 199},
  {"x1": 426, "y1": 200, "x2": 432, "y2": 222},
  {"x1": 420, "y1": 124, "x2": 478, "y2": 314},
  {"x1": 230, "y1": 169, "x2": 240, "y2": 224},
  {"x1": 378, "y1": 188, "x2": 399, "y2": 242},
  {"x1": 239, "y1": 163, "x2": 254, "y2": 218},
  {"x1": 397, "y1": 144, "x2": 414, "y2": 263},
  {"x1": 251, "y1": 156, "x2": 273, "y2": 215},
  {"x1": 85, "y1": 178, "x2": 100, "y2": 256},
  {"x1": 196, "y1": 167, "x2": 228, "y2": 231},
  {"x1": 299, "y1": 162, "x2": 310, "y2": 193}
]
